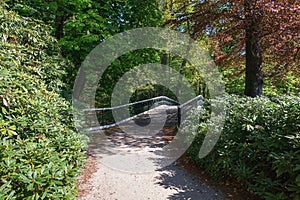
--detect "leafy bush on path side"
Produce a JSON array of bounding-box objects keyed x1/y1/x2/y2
[
  {"x1": 0, "y1": 9, "x2": 87, "y2": 199},
  {"x1": 187, "y1": 95, "x2": 300, "y2": 200}
]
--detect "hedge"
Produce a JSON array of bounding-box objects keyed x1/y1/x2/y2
[
  {"x1": 187, "y1": 95, "x2": 300, "y2": 200},
  {"x1": 0, "y1": 9, "x2": 87, "y2": 199}
]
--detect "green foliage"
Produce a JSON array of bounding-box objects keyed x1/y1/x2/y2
[
  {"x1": 59, "y1": 0, "x2": 114, "y2": 68},
  {"x1": 59, "y1": 0, "x2": 163, "y2": 86},
  {"x1": 264, "y1": 72, "x2": 300, "y2": 96},
  {"x1": 95, "y1": 49, "x2": 163, "y2": 107},
  {"x1": 222, "y1": 68, "x2": 245, "y2": 95},
  {"x1": 0, "y1": 9, "x2": 87, "y2": 199},
  {"x1": 222, "y1": 67, "x2": 300, "y2": 96},
  {"x1": 187, "y1": 95, "x2": 300, "y2": 200},
  {"x1": 0, "y1": 10, "x2": 73, "y2": 92}
]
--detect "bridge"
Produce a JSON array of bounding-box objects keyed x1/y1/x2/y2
[
  {"x1": 81, "y1": 95, "x2": 204, "y2": 173},
  {"x1": 83, "y1": 95, "x2": 204, "y2": 131}
]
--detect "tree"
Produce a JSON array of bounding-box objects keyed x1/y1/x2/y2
[
  {"x1": 162, "y1": 0, "x2": 299, "y2": 97},
  {"x1": 7, "y1": 0, "x2": 163, "y2": 95}
]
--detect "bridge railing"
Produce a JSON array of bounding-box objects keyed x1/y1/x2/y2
[
  {"x1": 178, "y1": 95, "x2": 204, "y2": 127},
  {"x1": 83, "y1": 95, "x2": 204, "y2": 131},
  {"x1": 83, "y1": 96, "x2": 180, "y2": 130}
]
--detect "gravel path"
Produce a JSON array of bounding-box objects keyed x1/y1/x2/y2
[{"x1": 78, "y1": 126, "x2": 227, "y2": 200}]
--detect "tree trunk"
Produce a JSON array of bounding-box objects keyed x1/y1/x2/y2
[
  {"x1": 161, "y1": 53, "x2": 168, "y2": 96},
  {"x1": 73, "y1": 67, "x2": 86, "y2": 100},
  {"x1": 176, "y1": 60, "x2": 185, "y2": 98},
  {"x1": 244, "y1": 0, "x2": 263, "y2": 97},
  {"x1": 54, "y1": 6, "x2": 66, "y2": 40}
]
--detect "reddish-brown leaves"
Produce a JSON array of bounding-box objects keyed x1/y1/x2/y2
[{"x1": 164, "y1": 0, "x2": 299, "y2": 79}]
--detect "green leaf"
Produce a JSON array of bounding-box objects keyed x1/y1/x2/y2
[
  {"x1": 7, "y1": 130, "x2": 18, "y2": 136},
  {"x1": 294, "y1": 165, "x2": 300, "y2": 171},
  {"x1": 296, "y1": 175, "x2": 300, "y2": 185},
  {"x1": 3, "y1": 97, "x2": 8, "y2": 107},
  {"x1": 2, "y1": 107, "x2": 8, "y2": 114}
]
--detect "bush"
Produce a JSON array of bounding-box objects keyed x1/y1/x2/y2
[
  {"x1": 187, "y1": 95, "x2": 300, "y2": 200},
  {"x1": 0, "y1": 9, "x2": 87, "y2": 199}
]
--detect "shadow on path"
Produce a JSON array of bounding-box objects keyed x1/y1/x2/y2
[
  {"x1": 78, "y1": 125, "x2": 227, "y2": 199},
  {"x1": 155, "y1": 164, "x2": 227, "y2": 200},
  {"x1": 87, "y1": 125, "x2": 175, "y2": 156}
]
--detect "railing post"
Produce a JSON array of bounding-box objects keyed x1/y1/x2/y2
[
  {"x1": 177, "y1": 106, "x2": 181, "y2": 127},
  {"x1": 101, "y1": 110, "x2": 104, "y2": 126}
]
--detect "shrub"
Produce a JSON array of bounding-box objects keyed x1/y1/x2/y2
[
  {"x1": 187, "y1": 95, "x2": 300, "y2": 200},
  {"x1": 0, "y1": 9, "x2": 87, "y2": 199}
]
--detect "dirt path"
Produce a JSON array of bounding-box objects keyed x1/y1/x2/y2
[
  {"x1": 78, "y1": 158, "x2": 226, "y2": 200},
  {"x1": 77, "y1": 126, "x2": 229, "y2": 200}
]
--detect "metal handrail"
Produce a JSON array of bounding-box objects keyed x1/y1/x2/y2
[
  {"x1": 179, "y1": 95, "x2": 204, "y2": 109},
  {"x1": 83, "y1": 95, "x2": 204, "y2": 131},
  {"x1": 83, "y1": 96, "x2": 179, "y2": 112}
]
